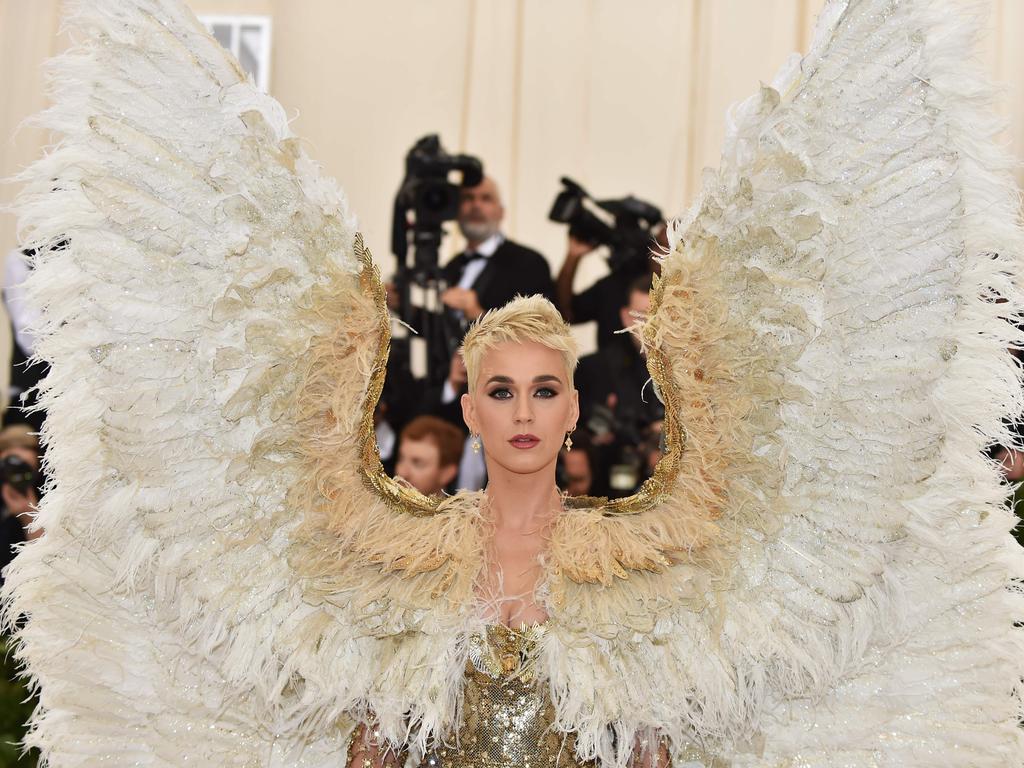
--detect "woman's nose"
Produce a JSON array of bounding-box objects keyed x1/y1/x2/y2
[{"x1": 514, "y1": 397, "x2": 534, "y2": 423}]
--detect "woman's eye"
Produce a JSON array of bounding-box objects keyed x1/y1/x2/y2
[
  {"x1": 534, "y1": 387, "x2": 557, "y2": 398},
  {"x1": 488, "y1": 388, "x2": 512, "y2": 400}
]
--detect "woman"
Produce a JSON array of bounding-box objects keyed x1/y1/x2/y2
[{"x1": 346, "y1": 296, "x2": 672, "y2": 768}]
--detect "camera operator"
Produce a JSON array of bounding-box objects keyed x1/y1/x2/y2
[
  {"x1": 556, "y1": 225, "x2": 666, "y2": 349},
  {"x1": 575, "y1": 274, "x2": 664, "y2": 497},
  {"x1": 389, "y1": 137, "x2": 553, "y2": 389},
  {"x1": 548, "y1": 178, "x2": 663, "y2": 348},
  {"x1": 440, "y1": 176, "x2": 554, "y2": 322},
  {"x1": 0, "y1": 425, "x2": 42, "y2": 587}
]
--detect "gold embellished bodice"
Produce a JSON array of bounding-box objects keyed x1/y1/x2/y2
[{"x1": 422, "y1": 624, "x2": 593, "y2": 768}]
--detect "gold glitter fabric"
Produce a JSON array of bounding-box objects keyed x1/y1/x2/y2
[{"x1": 422, "y1": 624, "x2": 592, "y2": 768}]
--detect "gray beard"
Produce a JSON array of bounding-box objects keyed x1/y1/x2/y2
[{"x1": 459, "y1": 220, "x2": 497, "y2": 244}]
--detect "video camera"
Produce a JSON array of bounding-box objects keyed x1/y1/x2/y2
[
  {"x1": 549, "y1": 177, "x2": 662, "y2": 275},
  {"x1": 392, "y1": 135, "x2": 482, "y2": 278},
  {"x1": 390, "y1": 135, "x2": 484, "y2": 385}
]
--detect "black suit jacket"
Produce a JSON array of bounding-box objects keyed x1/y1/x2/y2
[{"x1": 443, "y1": 239, "x2": 554, "y2": 311}]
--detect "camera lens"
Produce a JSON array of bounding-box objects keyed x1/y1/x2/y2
[{"x1": 420, "y1": 183, "x2": 451, "y2": 213}]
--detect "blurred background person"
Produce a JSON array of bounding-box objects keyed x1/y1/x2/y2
[
  {"x1": 416, "y1": 352, "x2": 470, "y2": 431},
  {"x1": 3, "y1": 246, "x2": 49, "y2": 433},
  {"x1": 555, "y1": 227, "x2": 665, "y2": 350},
  {"x1": 440, "y1": 176, "x2": 554, "y2": 326},
  {"x1": 0, "y1": 423, "x2": 40, "y2": 766},
  {"x1": 549, "y1": 175, "x2": 664, "y2": 349},
  {"x1": 575, "y1": 274, "x2": 663, "y2": 497},
  {"x1": 409, "y1": 354, "x2": 494, "y2": 492},
  {"x1": 395, "y1": 415, "x2": 463, "y2": 497},
  {"x1": 0, "y1": 424, "x2": 42, "y2": 588},
  {"x1": 387, "y1": 163, "x2": 555, "y2": 415},
  {"x1": 558, "y1": 428, "x2": 596, "y2": 497}
]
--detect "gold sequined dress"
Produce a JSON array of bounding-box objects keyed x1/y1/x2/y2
[{"x1": 421, "y1": 624, "x2": 592, "y2": 768}]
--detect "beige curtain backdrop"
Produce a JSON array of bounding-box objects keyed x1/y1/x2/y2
[{"x1": 2, "y1": 0, "x2": 1023, "y2": 306}]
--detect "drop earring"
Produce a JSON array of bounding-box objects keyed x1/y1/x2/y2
[
  {"x1": 564, "y1": 429, "x2": 574, "y2": 451},
  {"x1": 472, "y1": 434, "x2": 481, "y2": 454}
]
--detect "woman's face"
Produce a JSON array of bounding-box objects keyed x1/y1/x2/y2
[{"x1": 461, "y1": 340, "x2": 578, "y2": 478}]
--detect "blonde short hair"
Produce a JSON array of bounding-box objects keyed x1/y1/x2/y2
[{"x1": 460, "y1": 295, "x2": 578, "y2": 391}]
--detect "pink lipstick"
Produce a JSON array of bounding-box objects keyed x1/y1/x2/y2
[{"x1": 509, "y1": 434, "x2": 540, "y2": 449}]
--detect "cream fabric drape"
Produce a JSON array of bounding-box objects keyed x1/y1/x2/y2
[{"x1": 3, "y1": 0, "x2": 1022, "y2": 281}]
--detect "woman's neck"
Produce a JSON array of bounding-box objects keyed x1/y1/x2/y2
[{"x1": 484, "y1": 463, "x2": 562, "y2": 532}]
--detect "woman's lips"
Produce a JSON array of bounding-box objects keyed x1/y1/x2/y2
[{"x1": 509, "y1": 434, "x2": 540, "y2": 449}]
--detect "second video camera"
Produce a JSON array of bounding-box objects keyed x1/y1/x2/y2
[{"x1": 549, "y1": 177, "x2": 662, "y2": 274}]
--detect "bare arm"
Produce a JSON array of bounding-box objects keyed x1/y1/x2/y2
[
  {"x1": 628, "y1": 733, "x2": 672, "y2": 768},
  {"x1": 345, "y1": 722, "x2": 407, "y2": 768},
  {"x1": 555, "y1": 236, "x2": 595, "y2": 322}
]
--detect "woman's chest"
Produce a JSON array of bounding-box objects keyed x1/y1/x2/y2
[{"x1": 481, "y1": 528, "x2": 550, "y2": 626}]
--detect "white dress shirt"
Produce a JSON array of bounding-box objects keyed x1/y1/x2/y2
[
  {"x1": 4, "y1": 248, "x2": 37, "y2": 355},
  {"x1": 455, "y1": 232, "x2": 504, "y2": 290}
]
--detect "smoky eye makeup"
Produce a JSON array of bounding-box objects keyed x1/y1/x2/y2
[{"x1": 483, "y1": 374, "x2": 564, "y2": 399}]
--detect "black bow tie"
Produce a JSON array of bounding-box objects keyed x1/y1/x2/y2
[{"x1": 464, "y1": 251, "x2": 485, "y2": 262}]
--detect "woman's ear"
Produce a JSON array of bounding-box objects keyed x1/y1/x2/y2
[{"x1": 461, "y1": 392, "x2": 476, "y2": 434}]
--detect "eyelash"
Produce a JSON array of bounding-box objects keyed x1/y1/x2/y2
[{"x1": 488, "y1": 387, "x2": 558, "y2": 400}]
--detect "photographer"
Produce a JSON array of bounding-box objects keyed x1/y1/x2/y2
[
  {"x1": 575, "y1": 274, "x2": 664, "y2": 497},
  {"x1": 440, "y1": 176, "x2": 554, "y2": 322},
  {"x1": 0, "y1": 425, "x2": 42, "y2": 587}
]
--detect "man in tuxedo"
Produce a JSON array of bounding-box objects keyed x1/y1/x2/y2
[{"x1": 439, "y1": 176, "x2": 554, "y2": 321}]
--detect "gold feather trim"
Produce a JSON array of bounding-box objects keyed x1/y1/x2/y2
[{"x1": 286, "y1": 229, "x2": 793, "y2": 634}]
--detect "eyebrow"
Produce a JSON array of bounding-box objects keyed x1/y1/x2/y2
[{"x1": 485, "y1": 374, "x2": 563, "y2": 386}]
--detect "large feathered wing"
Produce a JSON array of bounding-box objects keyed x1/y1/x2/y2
[
  {"x1": 540, "y1": 0, "x2": 1024, "y2": 765},
  {"x1": 2, "y1": 0, "x2": 485, "y2": 764}
]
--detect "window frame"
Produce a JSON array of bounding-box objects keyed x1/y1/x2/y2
[{"x1": 198, "y1": 14, "x2": 273, "y2": 92}]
